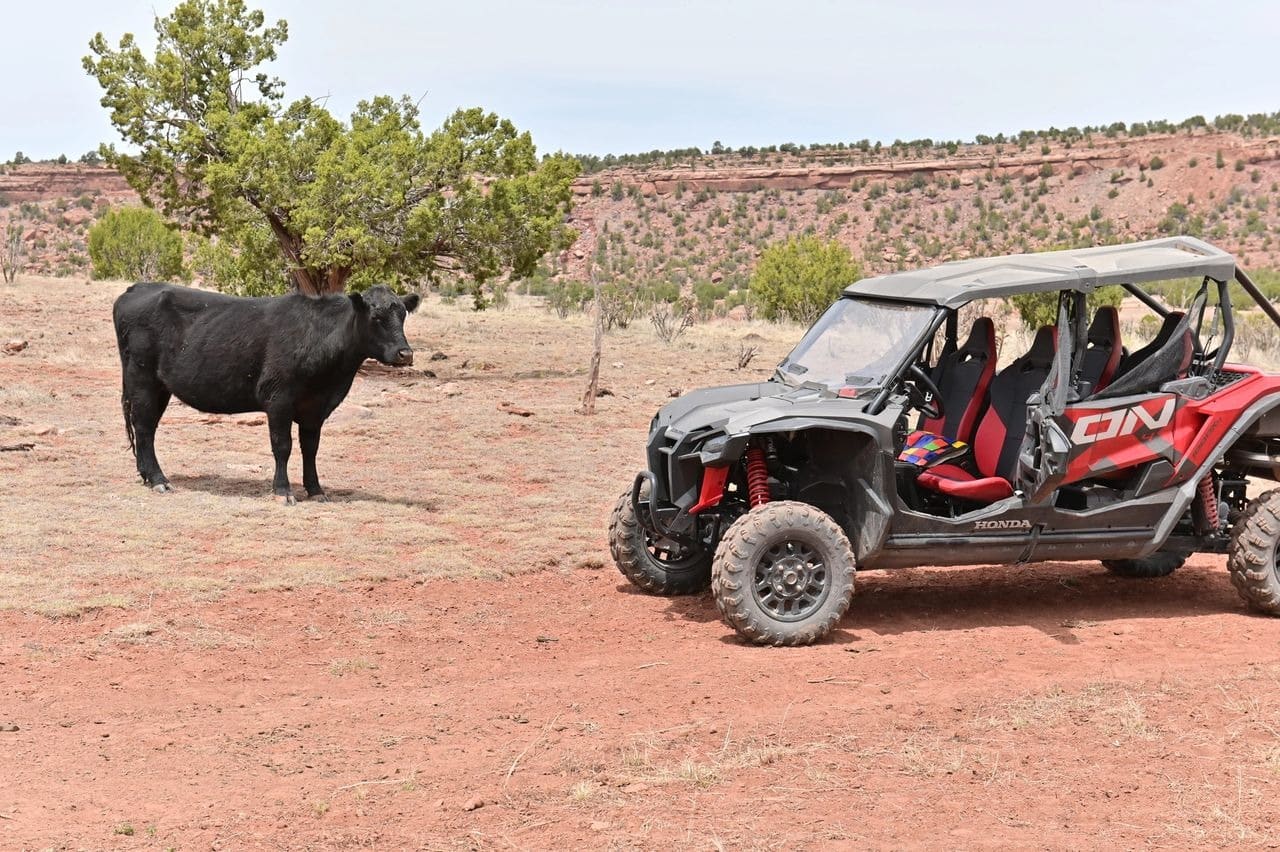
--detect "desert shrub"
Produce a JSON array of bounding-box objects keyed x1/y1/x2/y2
[
  {"x1": 1010, "y1": 285, "x2": 1124, "y2": 332},
  {"x1": 87, "y1": 206, "x2": 185, "y2": 281},
  {"x1": 190, "y1": 226, "x2": 286, "y2": 295},
  {"x1": 693, "y1": 280, "x2": 730, "y2": 317},
  {"x1": 749, "y1": 235, "x2": 860, "y2": 324},
  {"x1": 545, "y1": 280, "x2": 592, "y2": 318},
  {"x1": 650, "y1": 296, "x2": 695, "y2": 343},
  {"x1": 599, "y1": 283, "x2": 643, "y2": 329}
]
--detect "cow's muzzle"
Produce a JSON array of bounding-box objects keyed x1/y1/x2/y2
[{"x1": 391, "y1": 348, "x2": 414, "y2": 367}]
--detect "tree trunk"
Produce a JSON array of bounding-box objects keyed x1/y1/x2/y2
[
  {"x1": 581, "y1": 264, "x2": 603, "y2": 415},
  {"x1": 324, "y1": 267, "x2": 351, "y2": 294},
  {"x1": 288, "y1": 266, "x2": 323, "y2": 297},
  {"x1": 259, "y1": 207, "x2": 334, "y2": 297}
]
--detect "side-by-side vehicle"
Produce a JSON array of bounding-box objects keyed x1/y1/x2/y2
[{"x1": 609, "y1": 237, "x2": 1280, "y2": 645}]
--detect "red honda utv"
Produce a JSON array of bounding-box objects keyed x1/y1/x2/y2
[{"x1": 610, "y1": 237, "x2": 1280, "y2": 645}]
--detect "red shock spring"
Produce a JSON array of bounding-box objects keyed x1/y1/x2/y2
[
  {"x1": 1199, "y1": 472, "x2": 1220, "y2": 531},
  {"x1": 746, "y1": 445, "x2": 771, "y2": 508}
]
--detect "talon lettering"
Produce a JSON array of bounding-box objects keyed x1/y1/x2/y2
[{"x1": 1069, "y1": 398, "x2": 1175, "y2": 445}]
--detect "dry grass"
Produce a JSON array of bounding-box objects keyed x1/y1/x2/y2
[{"x1": 0, "y1": 276, "x2": 796, "y2": 617}]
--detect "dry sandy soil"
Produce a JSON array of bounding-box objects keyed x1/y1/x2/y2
[{"x1": 2, "y1": 276, "x2": 1280, "y2": 850}]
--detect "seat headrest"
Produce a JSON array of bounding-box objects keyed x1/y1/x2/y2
[
  {"x1": 1087, "y1": 306, "x2": 1119, "y2": 347},
  {"x1": 1024, "y1": 325, "x2": 1057, "y2": 368},
  {"x1": 960, "y1": 317, "x2": 996, "y2": 358},
  {"x1": 1151, "y1": 311, "x2": 1186, "y2": 347}
]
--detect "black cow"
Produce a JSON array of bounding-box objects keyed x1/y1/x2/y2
[{"x1": 112, "y1": 283, "x2": 420, "y2": 504}]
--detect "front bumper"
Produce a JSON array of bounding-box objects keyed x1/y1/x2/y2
[{"x1": 632, "y1": 470, "x2": 699, "y2": 544}]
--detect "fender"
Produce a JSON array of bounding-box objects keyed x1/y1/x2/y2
[{"x1": 1143, "y1": 378, "x2": 1280, "y2": 556}]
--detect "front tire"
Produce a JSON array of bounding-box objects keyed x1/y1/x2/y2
[
  {"x1": 711, "y1": 501, "x2": 855, "y2": 646},
  {"x1": 609, "y1": 489, "x2": 712, "y2": 595},
  {"x1": 1228, "y1": 489, "x2": 1280, "y2": 614}
]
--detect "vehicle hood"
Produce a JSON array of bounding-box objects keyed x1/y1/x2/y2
[{"x1": 654, "y1": 380, "x2": 890, "y2": 442}]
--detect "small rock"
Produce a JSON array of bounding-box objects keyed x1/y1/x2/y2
[
  {"x1": 595, "y1": 387, "x2": 613, "y2": 397},
  {"x1": 429, "y1": 351, "x2": 448, "y2": 361},
  {"x1": 439, "y1": 382, "x2": 461, "y2": 398},
  {"x1": 329, "y1": 404, "x2": 374, "y2": 426},
  {"x1": 668, "y1": 388, "x2": 683, "y2": 398},
  {"x1": 498, "y1": 401, "x2": 534, "y2": 417},
  {"x1": 644, "y1": 379, "x2": 656, "y2": 386},
  {"x1": 2, "y1": 339, "x2": 28, "y2": 355},
  {"x1": 462, "y1": 797, "x2": 483, "y2": 812},
  {"x1": 0, "y1": 723, "x2": 19, "y2": 732},
  {"x1": 611, "y1": 362, "x2": 624, "y2": 369}
]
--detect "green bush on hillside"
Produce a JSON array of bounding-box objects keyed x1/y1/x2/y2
[
  {"x1": 749, "y1": 236, "x2": 860, "y2": 324},
  {"x1": 87, "y1": 207, "x2": 185, "y2": 281},
  {"x1": 1010, "y1": 286, "x2": 1125, "y2": 332}
]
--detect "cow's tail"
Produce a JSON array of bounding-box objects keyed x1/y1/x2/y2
[{"x1": 121, "y1": 393, "x2": 136, "y2": 458}]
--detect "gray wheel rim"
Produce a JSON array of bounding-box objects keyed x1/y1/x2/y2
[{"x1": 752, "y1": 538, "x2": 830, "y2": 622}]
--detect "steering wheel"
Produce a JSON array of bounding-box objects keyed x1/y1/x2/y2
[{"x1": 905, "y1": 364, "x2": 945, "y2": 421}]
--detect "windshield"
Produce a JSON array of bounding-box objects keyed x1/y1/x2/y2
[{"x1": 778, "y1": 297, "x2": 937, "y2": 388}]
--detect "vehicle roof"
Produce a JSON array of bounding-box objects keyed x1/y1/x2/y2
[{"x1": 844, "y1": 236, "x2": 1237, "y2": 308}]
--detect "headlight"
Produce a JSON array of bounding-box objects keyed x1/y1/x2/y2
[{"x1": 700, "y1": 435, "x2": 729, "y2": 461}]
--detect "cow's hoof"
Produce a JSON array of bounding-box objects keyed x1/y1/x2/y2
[
  {"x1": 152, "y1": 482, "x2": 173, "y2": 494},
  {"x1": 307, "y1": 492, "x2": 328, "y2": 503},
  {"x1": 274, "y1": 493, "x2": 297, "y2": 506}
]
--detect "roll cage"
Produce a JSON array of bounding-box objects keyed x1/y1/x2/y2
[{"x1": 852, "y1": 239, "x2": 1280, "y2": 421}]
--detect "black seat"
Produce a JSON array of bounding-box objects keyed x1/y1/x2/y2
[
  {"x1": 1095, "y1": 312, "x2": 1194, "y2": 399},
  {"x1": 918, "y1": 325, "x2": 1056, "y2": 502},
  {"x1": 920, "y1": 317, "x2": 997, "y2": 444},
  {"x1": 1079, "y1": 306, "x2": 1121, "y2": 394},
  {"x1": 1113, "y1": 312, "x2": 1184, "y2": 380}
]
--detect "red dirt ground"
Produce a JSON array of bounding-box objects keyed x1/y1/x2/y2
[{"x1": 3, "y1": 278, "x2": 1280, "y2": 849}]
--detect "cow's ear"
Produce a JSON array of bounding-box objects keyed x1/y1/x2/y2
[
  {"x1": 401, "y1": 293, "x2": 421, "y2": 314},
  {"x1": 349, "y1": 292, "x2": 368, "y2": 312}
]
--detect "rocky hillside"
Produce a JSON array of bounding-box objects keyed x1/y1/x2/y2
[
  {"x1": 6, "y1": 127, "x2": 1280, "y2": 286},
  {"x1": 0, "y1": 164, "x2": 137, "y2": 277},
  {"x1": 558, "y1": 129, "x2": 1280, "y2": 295}
]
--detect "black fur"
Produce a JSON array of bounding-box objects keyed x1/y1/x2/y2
[{"x1": 112, "y1": 282, "x2": 420, "y2": 501}]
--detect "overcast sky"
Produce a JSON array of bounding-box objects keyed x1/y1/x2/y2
[{"x1": 5, "y1": 0, "x2": 1279, "y2": 161}]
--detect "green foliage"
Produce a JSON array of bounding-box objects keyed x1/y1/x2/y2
[
  {"x1": 1149, "y1": 155, "x2": 1165, "y2": 170},
  {"x1": 749, "y1": 236, "x2": 860, "y2": 324},
  {"x1": 87, "y1": 207, "x2": 185, "y2": 281},
  {"x1": 84, "y1": 0, "x2": 578, "y2": 296},
  {"x1": 1009, "y1": 286, "x2": 1124, "y2": 332}
]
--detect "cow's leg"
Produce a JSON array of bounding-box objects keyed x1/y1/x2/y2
[
  {"x1": 124, "y1": 367, "x2": 172, "y2": 492},
  {"x1": 299, "y1": 420, "x2": 326, "y2": 501},
  {"x1": 267, "y1": 409, "x2": 296, "y2": 505}
]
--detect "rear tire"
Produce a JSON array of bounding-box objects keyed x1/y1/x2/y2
[
  {"x1": 711, "y1": 501, "x2": 855, "y2": 646},
  {"x1": 1228, "y1": 489, "x2": 1280, "y2": 614},
  {"x1": 1101, "y1": 550, "x2": 1188, "y2": 578},
  {"x1": 609, "y1": 489, "x2": 712, "y2": 595}
]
